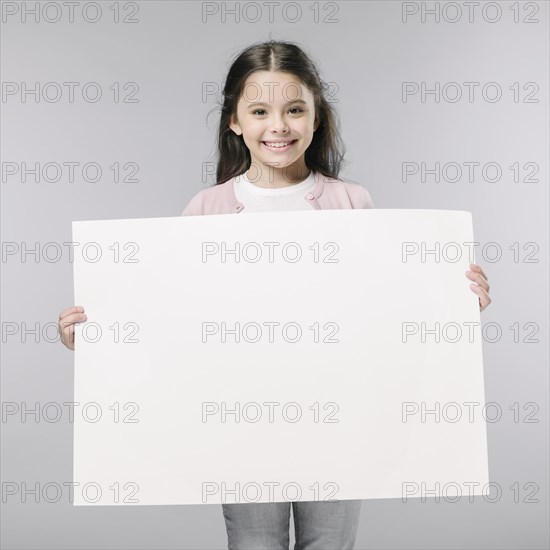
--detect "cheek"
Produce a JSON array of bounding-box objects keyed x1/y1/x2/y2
[
  {"x1": 295, "y1": 122, "x2": 314, "y2": 142},
  {"x1": 245, "y1": 122, "x2": 266, "y2": 139},
  {"x1": 295, "y1": 118, "x2": 314, "y2": 133},
  {"x1": 241, "y1": 124, "x2": 262, "y2": 142}
]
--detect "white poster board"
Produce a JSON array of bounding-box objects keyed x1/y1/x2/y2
[{"x1": 72, "y1": 209, "x2": 489, "y2": 506}]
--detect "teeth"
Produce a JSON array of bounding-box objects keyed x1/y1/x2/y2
[{"x1": 264, "y1": 141, "x2": 293, "y2": 148}]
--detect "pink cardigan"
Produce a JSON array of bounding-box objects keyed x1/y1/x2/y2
[{"x1": 181, "y1": 172, "x2": 375, "y2": 216}]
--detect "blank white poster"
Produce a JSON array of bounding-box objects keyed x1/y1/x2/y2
[{"x1": 72, "y1": 209, "x2": 489, "y2": 506}]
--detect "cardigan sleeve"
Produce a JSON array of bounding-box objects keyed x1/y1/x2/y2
[
  {"x1": 359, "y1": 186, "x2": 375, "y2": 209},
  {"x1": 344, "y1": 181, "x2": 375, "y2": 209},
  {"x1": 180, "y1": 190, "x2": 205, "y2": 216}
]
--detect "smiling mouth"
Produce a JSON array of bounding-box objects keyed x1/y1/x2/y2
[{"x1": 261, "y1": 140, "x2": 297, "y2": 150}]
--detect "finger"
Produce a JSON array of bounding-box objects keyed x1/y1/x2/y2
[
  {"x1": 59, "y1": 312, "x2": 87, "y2": 329},
  {"x1": 63, "y1": 322, "x2": 76, "y2": 345},
  {"x1": 469, "y1": 284, "x2": 492, "y2": 311},
  {"x1": 59, "y1": 305, "x2": 84, "y2": 321},
  {"x1": 58, "y1": 319, "x2": 72, "y2": 344},
  {"x1": 469, "y1": 263, "x2": 489, "y2": 283},
  {"x1": 60, "y1": 313, "x2": 87, "y2": 347},
  {"x1": 466, "y1": 271, "x2": 490, "y2": 292}
]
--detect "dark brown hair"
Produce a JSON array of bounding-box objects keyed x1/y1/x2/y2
[{"x1": 212, "y1": 39, "x2": 347, "y2": 185}]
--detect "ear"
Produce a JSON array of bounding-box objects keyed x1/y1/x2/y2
[
  {"x1": 314, "y1": 115, "x2": 320, "y2": 132},
  {"x1": 229, "y1": 113, "x2": 242, "y2": 136}
]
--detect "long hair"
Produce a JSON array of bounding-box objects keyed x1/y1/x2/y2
[{"x1": 212, "y1": 39, "x2": 347, "y2": 185}]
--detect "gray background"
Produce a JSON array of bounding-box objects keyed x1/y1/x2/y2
[{"x1": 1, "y1": 0, "x2": 548, "y2": 548}]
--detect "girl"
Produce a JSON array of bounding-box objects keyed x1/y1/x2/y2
[{"x1": 59, "y1": 39, "x2": 491, "y2": 550}]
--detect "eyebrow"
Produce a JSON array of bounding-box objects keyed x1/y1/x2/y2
[{"x1": 247, "y1": 99, "x2": 307, "y2": 109}]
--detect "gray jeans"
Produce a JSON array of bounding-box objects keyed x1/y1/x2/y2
[{"x1": 222, "y1": 500, "x2": 362, "y2": 550}]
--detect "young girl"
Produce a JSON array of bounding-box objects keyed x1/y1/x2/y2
[{"x1": 59, "y1": 39, "x2": 492, "y2": 550}]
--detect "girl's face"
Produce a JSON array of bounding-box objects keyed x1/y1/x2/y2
[{"x1": 229, "y1": 70, "x2": 319, "y2": 181}]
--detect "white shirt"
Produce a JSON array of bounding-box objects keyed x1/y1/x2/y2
[{"x1": 234, "y1": 170, "x2": 316, "y2": 212}]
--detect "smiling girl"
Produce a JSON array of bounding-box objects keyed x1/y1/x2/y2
[{"x1": 59, "y1": 40, "x2": 491, "y2": 549}]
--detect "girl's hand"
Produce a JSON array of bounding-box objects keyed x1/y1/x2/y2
[
  {"x1": 466, "y1": 264, "x2": 491, "y2": 312},
  {"x1": 58, "y1": 306, "x2": 87, "y2": 351}
]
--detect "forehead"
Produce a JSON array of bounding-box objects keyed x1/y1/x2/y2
[{"x1": 240, "y1": 71, "x2": 312, "y2": 104}]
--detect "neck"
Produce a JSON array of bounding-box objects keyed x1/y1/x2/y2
[{"x1": 246, "y1": 166, "x2": 311, "y2": 189}]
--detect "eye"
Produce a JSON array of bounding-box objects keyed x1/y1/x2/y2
[{"x1": 251, "y1": 107, "x2": 304, "y2": 116}]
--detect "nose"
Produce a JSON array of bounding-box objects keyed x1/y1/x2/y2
[{"x1": 269, "y1": 114, "x2": 289, "y2": 134}]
